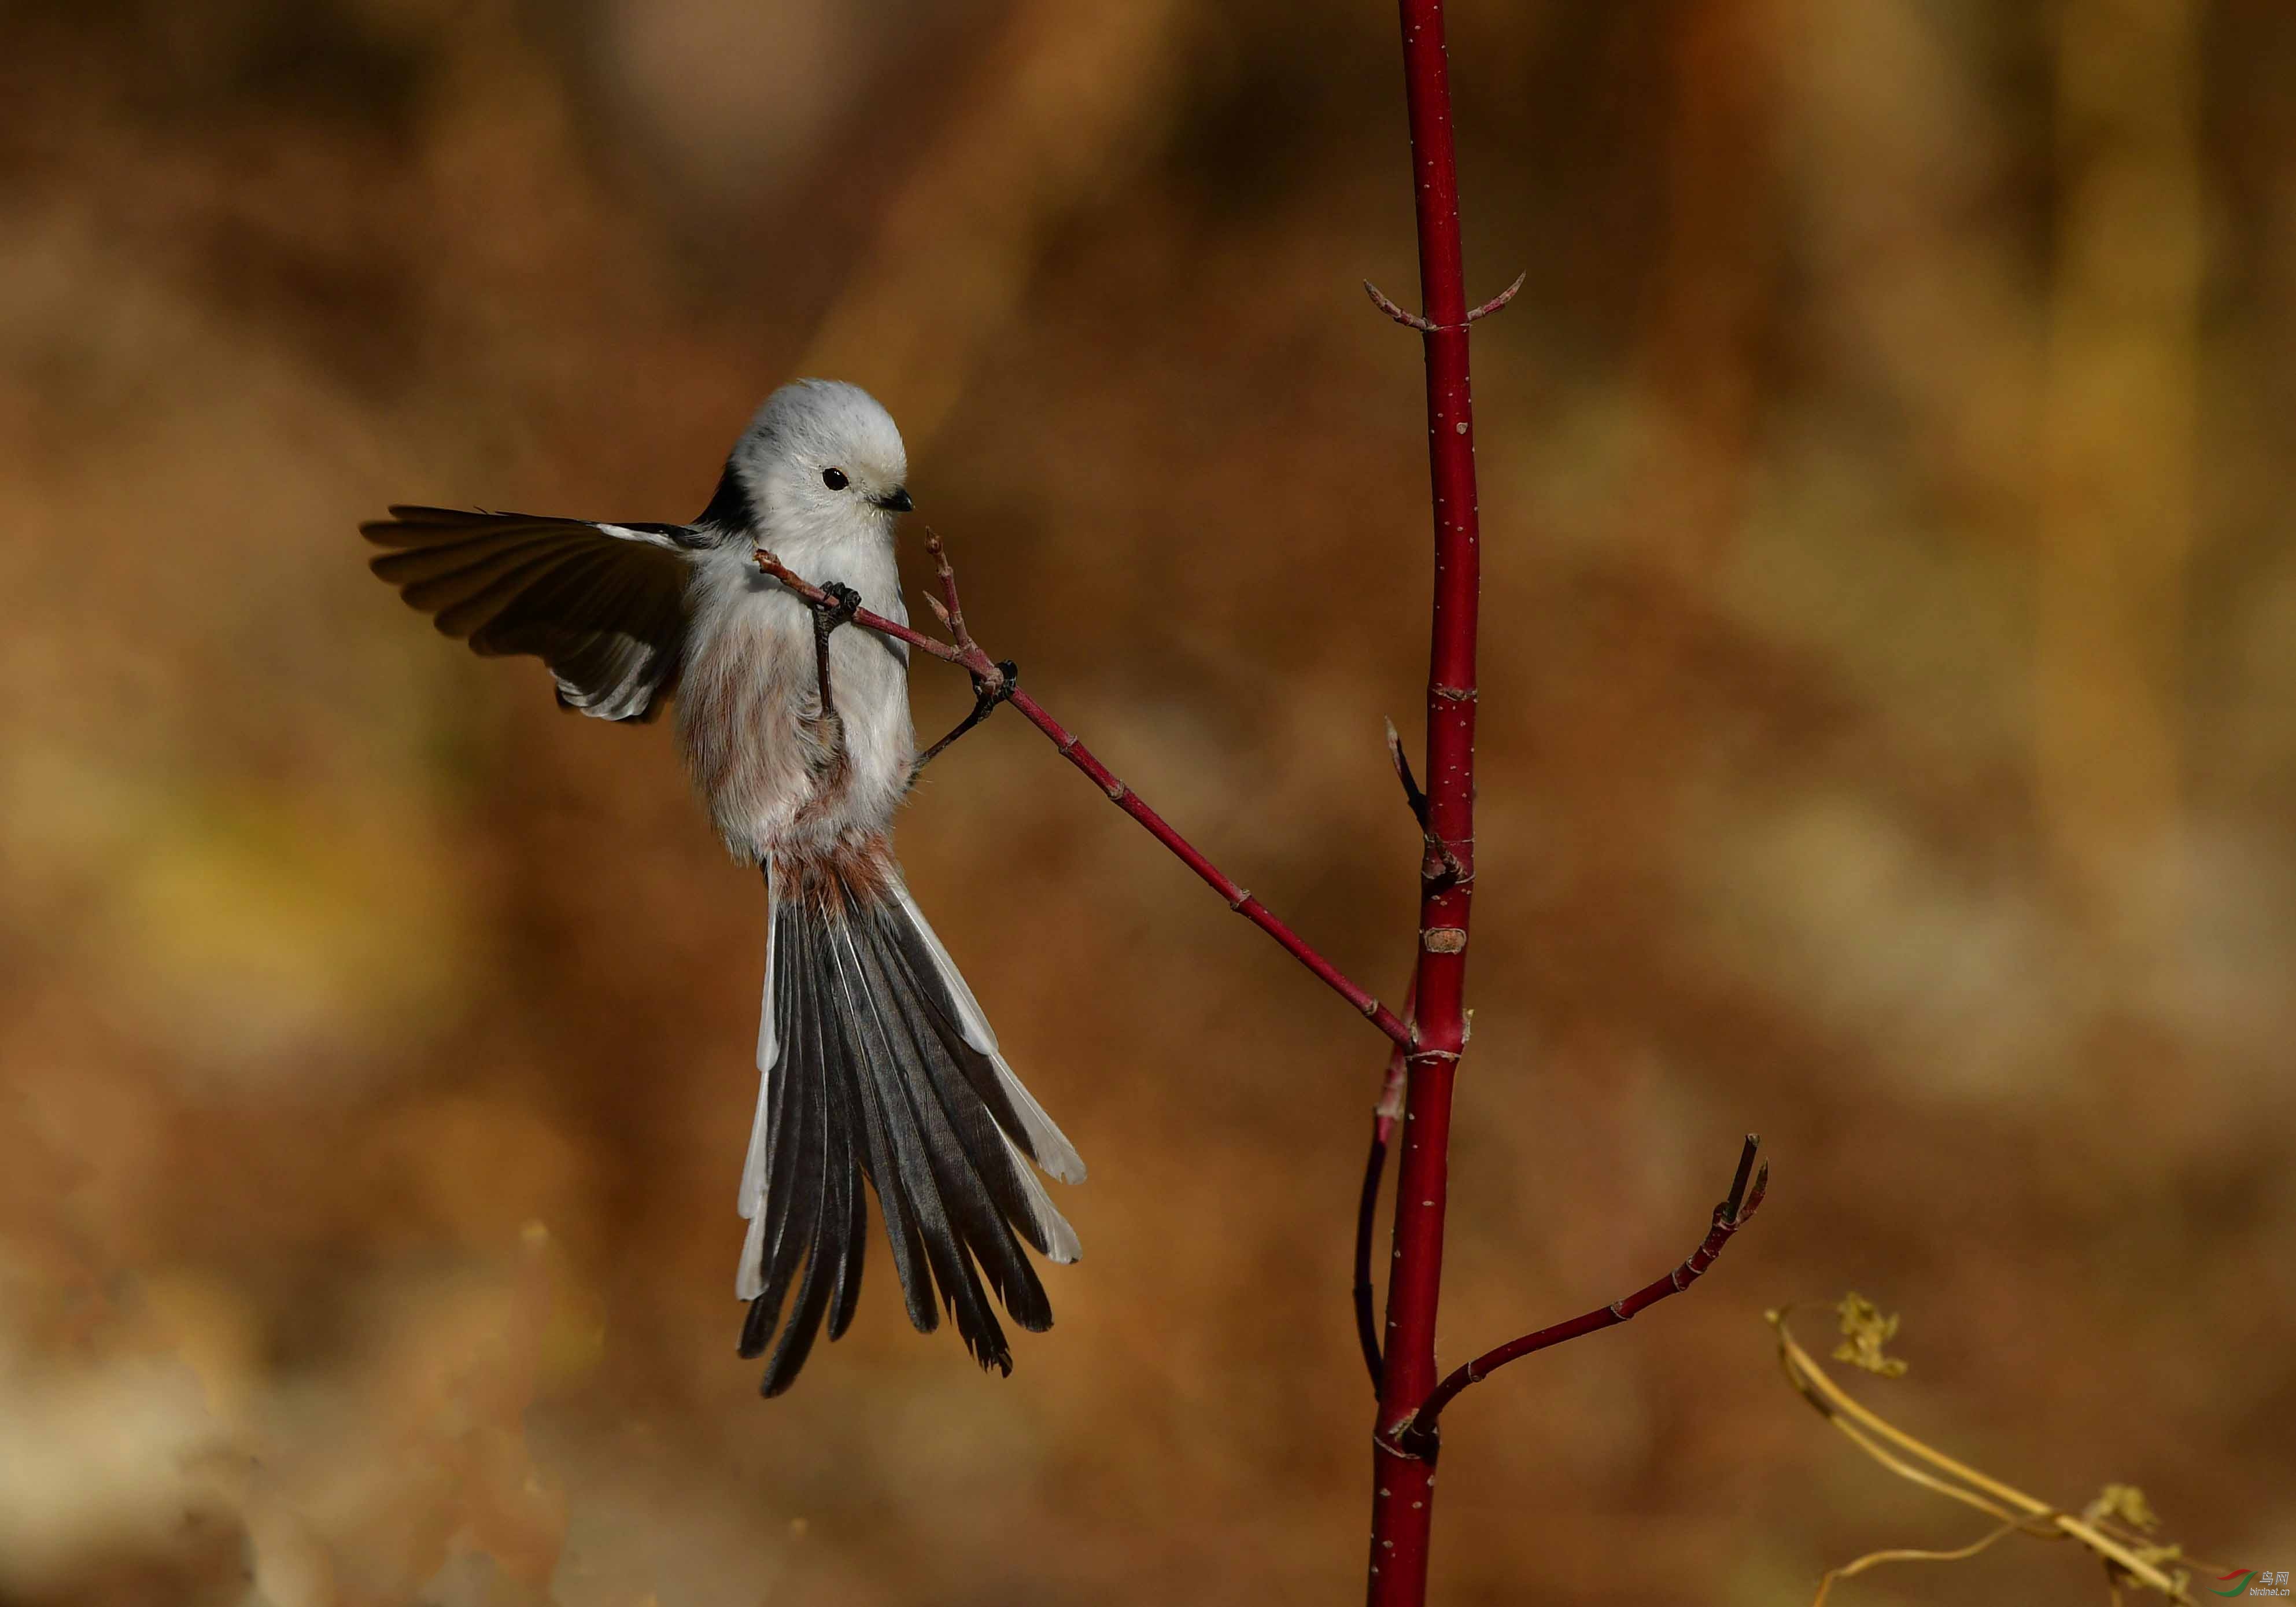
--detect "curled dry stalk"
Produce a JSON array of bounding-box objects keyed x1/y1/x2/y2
[
  {"x1": 1811, "y1": 1525, "x2": 2020, "y2": 1607},
  {"x1": 1775, "y1": 1298, "x2": 2226, "y2": 1606}
]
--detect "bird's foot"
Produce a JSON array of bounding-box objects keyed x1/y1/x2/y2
[
  {"x1": 910, "y1": 661, "x2": 1020, "y2": 783},
  {"x1": 970, "y1": 659, "x2": 1019, "y2": 712},
  {"x1": 811, "y1": 581, "x2": 863, "y2": 631}
]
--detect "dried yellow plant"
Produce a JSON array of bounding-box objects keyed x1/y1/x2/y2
[
  {"x1": 1830, "y1": 1292, "x2": 1910, "y2": 1379},
  {"x1": 1773, "y1": 1299, "x2": 2228, "y2": 1606}
]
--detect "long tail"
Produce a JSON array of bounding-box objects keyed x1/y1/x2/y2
[{"x1": 734, "y1": 850, "x2": 1084, "y2": 1395}]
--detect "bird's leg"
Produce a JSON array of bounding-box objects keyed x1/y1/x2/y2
[
  {"x1": 910, "y1": 660, "x2": 1018, "y2": 784},
  {"x1": 806, "y1": 582, "x2": 862, "y2": 770}
]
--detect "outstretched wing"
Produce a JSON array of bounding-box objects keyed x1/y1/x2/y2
[{"x1": 361, "y1": 507, "x2": 697, "y2": 723}]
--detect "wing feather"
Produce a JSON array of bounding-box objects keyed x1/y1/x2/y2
[{"x1": 361, "y1": 507, "x2": 693, "y2": 724}]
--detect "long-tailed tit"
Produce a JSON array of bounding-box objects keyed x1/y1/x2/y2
[{"x1": 363, "y1": 380, "x2": 1083, "y2": 1394}]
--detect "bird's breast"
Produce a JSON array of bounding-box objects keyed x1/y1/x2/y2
[{"x1": 677, "y1": 555, "x2": 914, "y2": 861}]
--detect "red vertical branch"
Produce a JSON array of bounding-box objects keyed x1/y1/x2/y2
[{"x1": 1367, "y1": 0, "x2": 1486, "y2": 1599}]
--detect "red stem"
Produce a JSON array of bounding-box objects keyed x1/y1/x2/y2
[
  {"x1": 754, "y1": 548, "x2": 1416, "y2": 1050},
  {"x1": 1368, "y1": 0, "x2": 1485, "y2": 1600}
]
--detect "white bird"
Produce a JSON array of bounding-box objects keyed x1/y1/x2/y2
[{"x1": 363, "y1": 379, "x2": 1084, "y2": 1394}]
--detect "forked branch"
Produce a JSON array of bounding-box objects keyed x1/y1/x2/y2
[{"x1": 1380, "y1": 1134, "x2": 1771, "y2": 1462}]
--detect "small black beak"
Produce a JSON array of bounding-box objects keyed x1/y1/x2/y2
[{"x1": 873, "y1": 486, "x2": 914, "y2": 514}]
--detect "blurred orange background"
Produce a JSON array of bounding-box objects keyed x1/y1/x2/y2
[{"x1": 3, "y1": 1, "x2": 2293, "y2": 1602}]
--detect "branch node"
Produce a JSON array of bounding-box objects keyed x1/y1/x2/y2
[
  {"x1": 1361, "y1": 269, "x2": 1529, "y2": 333},
  {"x1": 1432, "y1": 683, "x2": 1476, "y2": 703},
  {"x1": 1228, "y1": 889, "x2": 1253, "y2": 912},
  {"x1": 1420, "y1": 841, "x2": 1471, "y2": 889},
  {"x1": 1379, "y1": 1417, "x2": 1441, "y2": 1465},
  {"x1": 1420, "y1": 927, "x2": 1467, "y2": 954}
]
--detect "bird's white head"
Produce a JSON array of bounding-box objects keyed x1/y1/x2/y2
[{"x1": 726, "y1": 380, "x2": 911, "y2": 557}]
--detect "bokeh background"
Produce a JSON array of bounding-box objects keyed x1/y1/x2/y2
[{"x1": 3, "y1": 0, "x2": 2293, "y2": 1602}]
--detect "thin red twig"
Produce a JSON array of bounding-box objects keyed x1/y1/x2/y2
[
  {"x1": 754, "y1": 551, "x2": 967, "y2": 668},
  {"x1": 1383, "y1": 1136, "x2": 1770, "y2": 1461},
  {"x1": 754, "y1": 542, "x2": 1417, "y2": 1051}
]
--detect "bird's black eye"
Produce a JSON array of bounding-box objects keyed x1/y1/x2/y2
[{"x1": 822, "y1": 467, "x2": 849, "y2": 491}]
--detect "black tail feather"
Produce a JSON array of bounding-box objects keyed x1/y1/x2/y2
[
  {"x1": 832, "y1": 920, "x2": 1012, "y2": 1376},
  {"x1": 877, "y1": 915, "x2": 1051, "y2": 1171},
  {"x1": 840, "y1": 990, "x2": 940, "y2": 1333},
  {"x1": 739, "y1": 910, "x2": 821, "y2": 1357},
  {"x1": 863, "y1": 915, "x2": 1063, "y2": 1263},
  {"x1": 826, "y1": 1153, "x2": 867, "y2": 1343},
  {"x1": 851, "y1": 915, "x2": 1051, "y2": 1329},
  {"x1": 756, "y1": 938, "x2": 855, "y2": 1396},
  {"x1": 741, "y1": 864, "x2": 1076, "y2": 1392}
]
